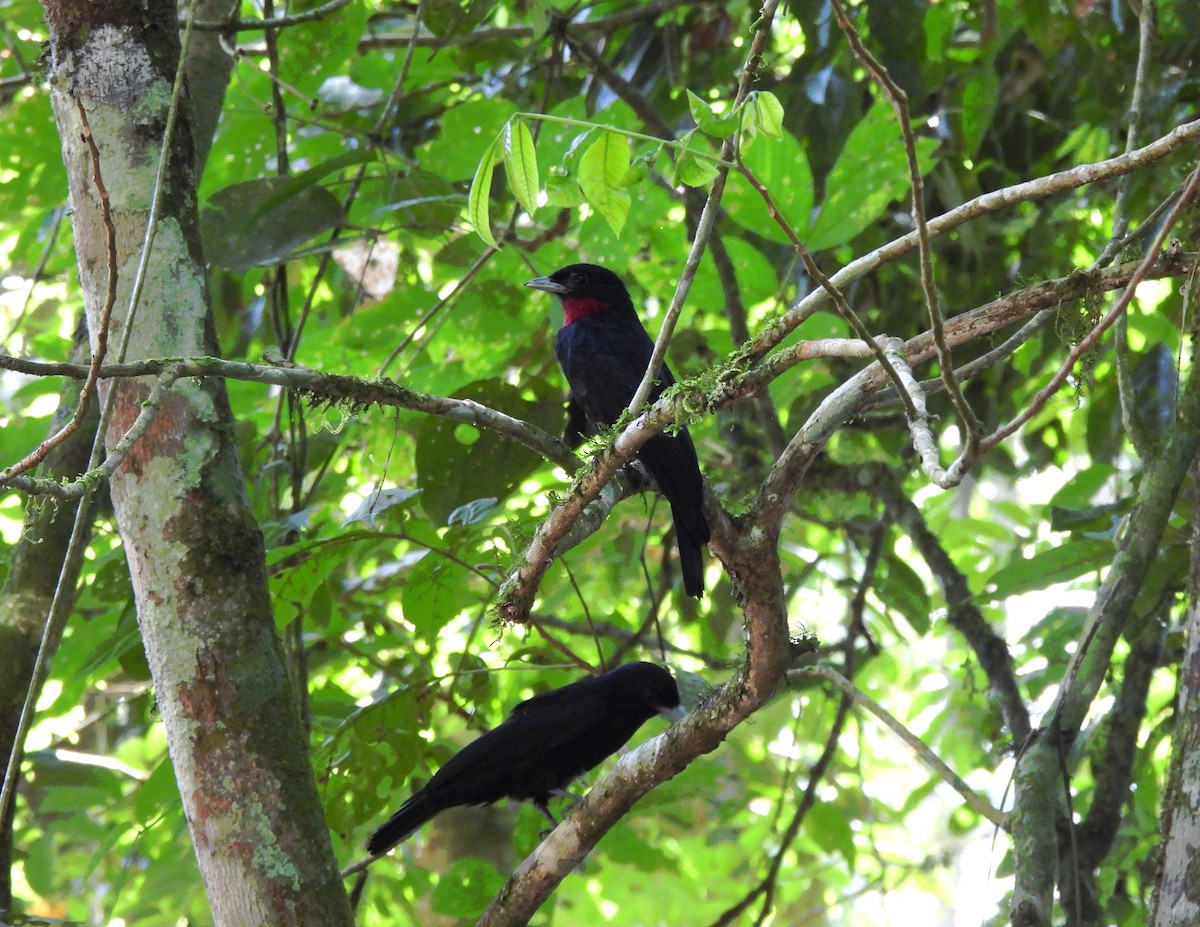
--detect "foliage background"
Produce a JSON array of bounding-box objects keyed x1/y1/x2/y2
[{"x1": 1, "y1": 0, "x2": 1198, "y2": 924}]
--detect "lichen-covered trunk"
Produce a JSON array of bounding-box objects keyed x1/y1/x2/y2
[
  {"x1": 38, "y1": 2, "x2": 352, "y2": 924},
  {"x1": 1151, "y1": 455, "x2": 1200, "y2": 927}
]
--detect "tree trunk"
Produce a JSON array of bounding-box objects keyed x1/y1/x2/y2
[
  {"x1": 1151, "y1": 453, "x2": 1200, "y2": 927},
  {"x1": 37, "y1": 2, "x2": 352, "y2": 923}
]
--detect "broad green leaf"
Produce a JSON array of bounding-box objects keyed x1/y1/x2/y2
[
  {"x1": 545, "y1": 169, "x2": 586, "y2": 207},
  {"x1": 468, "y1": 135, "x2": 501, "y2": 247},
  {"x1": 750, "y1": 90, "x2": 785, "y2": 139},
  {"x1": 670, "y1": 129, "x2": 720, "y2": 187},
  {"x1": 958, "y1": 67, "x2": 999, "y2": 159},
  {"x1": 201, "y1": 178, "x2": 344, "y2": 272},
  {"x1": 424, "y1": 0, "x2": 493, "y2": 37},
  {"x1": 578, "y1": 130, "x2": 632, "y2": 235},
  {"x1": 923, "y1": 2, "x2": 957, "y2": 64},
  {"x1": 421, "y1": 97, "x2": 519, "y2": 181},
  {"x1": 431, "y1": 859, "x2": 506, "y2": 918},
  {"x1": 985, "y1": 538, "x2": 1113, "y2": 600},
  {"x1": 276, "y1": 0, "x2": 369, "y2": 92},
  {"x1": 723, "y1": 129, "x2": 813, "y2": 244},
  {"x1": 413, "y1": 377, "x2": 562, "y2": 524},
  {"x1": 247, "y1": 149, "x2": 376, "y2": 224},
  {"x1": 402, "y1": 552, "x2": 474, "y2": 640},
  {"x1": 504, "y1": 118, "x2": 540, "y2": 214},
  {"x1": 807, "y1": 99, "x2": 939, "y2": 250},
  {"x1": 687, "y1": 90, "x2": 739, "y2": 138},
  {"x1": 878, "y1": 553, "x2": 932, "y2": 635},
  {"x1": 675, "y1": 149, "x2": 720, "y2": 187},
  {"x1": 376, "y1": 169, "x2": 465, "y2": 229}
]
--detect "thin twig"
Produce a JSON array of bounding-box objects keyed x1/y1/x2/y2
[
  {"x1": 829, "y1": 0, "x2": 981, "y2": 444},
  {"x1": 357, "y1": 0, "x2": 689, "y2": 50},
  {"x1": 981, "y1": 164, "x2": 1200, "y2": 456},
  {"x1": 192, "y1": 0, "x2": 353, "y2": 31},
  {"x1": 625, "y1": 0, "x2": 781, "y2": 415},
  {"x1": 736, "y1": 159, "x2": 919, "y2": 422},
  {"x1": 750, "y1": 116, "x2": 1200, "y2": 365},
  {"x1": 798, "y1": 665, "x2": 1008, "y2": 828},
  {"x1": 1108, "y1": 0, "x2": 1157, "y2": 457}
]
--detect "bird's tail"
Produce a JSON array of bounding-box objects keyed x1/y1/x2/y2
[
  {"x1": 367, "y1": 794, "x2": 439, "y2": 856},
  {"x1": 673, "y1": 504, "x2": 709, "y2": 598}
]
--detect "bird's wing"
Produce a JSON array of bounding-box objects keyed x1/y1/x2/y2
[
  {"x1": 506, "y1": 684, "x2": 612, "y2": 749},
  {"x1": 416, "y1": 686, "x2": 609, "y2": 799}
]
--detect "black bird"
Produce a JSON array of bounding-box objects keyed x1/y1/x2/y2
[
  {"x1": 367, "y1": 662, "x2": 684, "y2": 856},
  {"x1": 525, "y1": 263, "x2": 711, "y2": 597}
]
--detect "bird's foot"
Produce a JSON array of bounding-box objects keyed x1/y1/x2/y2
[{"x1": 550, "y1": 788, "x2": 584, "y2": 814}]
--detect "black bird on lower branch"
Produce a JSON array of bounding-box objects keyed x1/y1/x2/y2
[
  {"x1": 367, "y1": 662, "x2": 685, "y2": 857},
  {"x1": 525, "y1": 263, "x2": 712, "y2": 598}
]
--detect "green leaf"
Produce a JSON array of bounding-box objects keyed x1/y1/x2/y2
[
  {"x1": 985, "y1": 538, "x2": 1113, "y2": 600},
  {"x1": 201, "y1": 178, "x2": 344, "y2": 272},
  {"x1": 957, "y1": 67, "x2": 999, "y2": 159},
  {"x1": 671, "y1": 129, "x2": 720, "y2": 188},
  {"x1": 402, "y1": 552, "x2": 474, "y2": 640},
  {"x1": 276, "y1": 0, "x2": 370, "y2": 93},
  {"x1": 877, "y1": 553, "x2": 932, "y2": 635},
  {"x1": 578, "y1": 130, "x2": 632, "y2": 235},
  {"x1": 413, "y1": 377, "x2": 563, "y2": 524},
  {"x1": 749, "y1": 90, "x2": 785, "y2": 139},
  {"x1": 468, "y1": 134, "x2": 501, "y2": 247},
  {"x1": 807, "y1": 99, "x2": 939, "y2": 250},
  {"x1": 723, "y1": 129, "x2": 812, "y2": 244},
  {"x1": 421, "y1": 97, "x2": 519, "y2": 181},
  {"x1": 504, "y1": 118, "x2": 540, "y2": 214},
  {"x1": 675, "y1": 150, "x2": 720, "y2": 187},
  {"x1": 431, "y1": 859, "x2": 506, "y2": 918},
  {"x1": 247, "y1": 149, "x2": 376, "y2": 224},
  {"x1": 687, "y1": 90, "x2": 739, "y2": 138}
]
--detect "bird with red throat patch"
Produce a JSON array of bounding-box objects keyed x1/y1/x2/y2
[{"x1": 525, "y1": 263, "x2": 711, "y2": 598}]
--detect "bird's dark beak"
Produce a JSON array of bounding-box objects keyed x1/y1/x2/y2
[
  {"x1": 525, "y1": 276, "x2": 569, "y2": 295},
  {"x1": 659, "y1": 705, "x2": 687, "y2": 723}
]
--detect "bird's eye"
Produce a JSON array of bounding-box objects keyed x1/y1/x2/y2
[{"x1": 570, "y1": 273, "x2": 584, "y2": 287}]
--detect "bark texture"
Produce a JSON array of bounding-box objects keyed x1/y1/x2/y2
[
  {"x1": 1152, "y1": 453, "x2": 1200, "y2": 927},
  {"x1": 38, "y1": 2, "x2": 352, "y2": 923}
]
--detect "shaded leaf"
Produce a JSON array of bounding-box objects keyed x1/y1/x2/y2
[
  {"x1": 985, "y1": 538, "x2": 1113, "y2": 600},
  {"x1": 402, "y1": 552, "x2": 474, "y2": 640},
  {"x1": 431, "y1": 859, "x2": 506, "y2": 917},
  {"x1": 342, "y1": 487, "x2": 422, "y2": 527},
  {"x1": 877, "y1": 553, "x2": 932, "y2": 635},
  {"x1": 413, "y1": 377, "x2": 563, "y2": 525},
  {"x1": 448, "y1": 497, "x2": 499, "y2": 526},
  {"x1": 687, "y1": 90, "x2": 739, "y2": 138},
  {"x1": 201, "y1": 178, "x2": 344, "y2": 272}
]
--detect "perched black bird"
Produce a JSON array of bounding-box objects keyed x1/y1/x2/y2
[
  {"x1": 367, "y1": 662, "x2": 684, "y2": 856},
  {"x1": 525, "y1": 263, "x2": 712, "y2": 597}
]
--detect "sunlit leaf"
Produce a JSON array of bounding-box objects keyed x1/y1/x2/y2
[
  {"x1": 468, "y1": 134, "x2": 501, "y2": 247},
  {"x1": 504, "y1": 118, "x2": 540, "y2": 214},
  {"x1": 578, "y1": 130, "x2": 632, "y2": 234}
]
